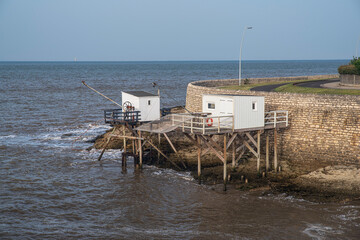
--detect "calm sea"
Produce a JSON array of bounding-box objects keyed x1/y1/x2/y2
[{"x1": 1, "y1": 60, "x2": 360, "y2": 239}]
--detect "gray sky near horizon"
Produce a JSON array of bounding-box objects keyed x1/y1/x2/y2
[{"x1": 0, "y1": 0, "x2": 359, "y2": 61}]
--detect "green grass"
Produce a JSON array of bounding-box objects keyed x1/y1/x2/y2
[{"x1": 274, "y1": 83, "x2": 360, "y2": 95}]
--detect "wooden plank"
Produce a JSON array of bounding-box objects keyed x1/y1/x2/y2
[
  {"x1": 201, "y1": 147, "x2": 210, "y2": 156},
  {"x1": 163, "y1": 133, "x2": 178, "y2": 153},
  {"x1": 244, "y1": 140, "x2": 258, "y2": 158},
  {"x1": 236, "y1": 148, "x2": 246, "y2": 162},
  {"x1": 246, "y1": 132, "x2": 257, "y2": 148},
  {"x1": 223, "y1": 134, "x2": 227, "y2": 191},
  {"x1": 183, "y1": 133, "x2": 201, "y2": 148},
  {"x1": 145, "y1": 138, "x2": 182, "y2": 170},
  {"x1": 236, "y1": 133, "x2": 258, "y2": 153},
  {"x1": 257, "y1": 130, "x2": 261, "y2": 173},
  {"x1": 204, "y1": 135, "x2": 223, "y2": 153},
  {"x1": 198, "y1": 135, "x2": 225, "y2": 163},
  {"x1": 197, "y1": 135, "x2": 201, "y2": 181},
  {"x1": 163, "y1": 133, "x2": 187, "y2": 169},
  {"x1": 138, "y1": 130, "x2": 143, "y2": 168},
  {"x1": 266, "y1": 135, "x2": 269, "y2": 172},
  {"x1": 226, "y1": 133, "x2": 238, "y2": 150},
  {"x1": 274, "y1": 128, "x2": 278, "y2": 172},
  {"x1": 109, "y1": 135, "x2": 144, "y2": 140}
]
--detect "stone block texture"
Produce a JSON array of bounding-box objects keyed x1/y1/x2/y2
[{"x1": 185, "y1": 75, "x2": 360, "y2": 170}]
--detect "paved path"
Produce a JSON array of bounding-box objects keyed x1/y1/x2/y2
[{"x1": 251, "y1": 78, "x2": 340, "y2": 92}]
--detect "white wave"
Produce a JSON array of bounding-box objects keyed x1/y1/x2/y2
[
  {"x1": 0, "y1": 135, "x2": 16, "y2": 139},
  {"x1": 303, "y1": 223, "x2": 343, "y2": 240}
]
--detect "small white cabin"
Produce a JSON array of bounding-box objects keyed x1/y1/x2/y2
[
  {"x1": 202, "y1": 94, "x2": 265, "y2": 129},
  {"x1": 122, "y1": 91, "x2": 160, "y2": 122}
]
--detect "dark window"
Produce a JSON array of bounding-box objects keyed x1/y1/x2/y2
[
  {"x1": 252, "y1": 101, "x2": 257, "y2": 111},
  {"x1": 208, "y1": 103, "x2": 215, "y2": 109},
  {"x1": 148, "y1": 100, "x2": 151, "y2": 105}
]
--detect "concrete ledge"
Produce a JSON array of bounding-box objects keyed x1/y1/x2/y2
[{"x1": 193, "y1": 74, "x2": 339, "y2": 87}]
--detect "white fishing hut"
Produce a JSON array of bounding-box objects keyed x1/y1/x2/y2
[
  {"x1": 202, "y1": 94, "x2": 265, "y2": 129},
  {"x1": 122, "y1": 91, "x2": 160, "y2": 122}
]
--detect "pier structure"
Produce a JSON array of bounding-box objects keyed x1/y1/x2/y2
[{"x1": 100, "y1": 107, "x2": 288, "y2": 190}]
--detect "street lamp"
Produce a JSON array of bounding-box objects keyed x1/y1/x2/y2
[
  {"x1": 356, "y1": 35, "x2": 360, "y2": 58},
  {"x1": 239, "y1": 26, "x2": 253, "y2": 86}
]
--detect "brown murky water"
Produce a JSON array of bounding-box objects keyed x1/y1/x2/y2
[{"x1": 1, "y1": 61, "x2": 359, "y2": 239}]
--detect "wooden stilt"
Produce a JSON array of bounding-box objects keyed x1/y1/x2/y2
[
  {"x1": 157, "y1": 133, "x2": 161, "y2": 161},
  {"x1": 223, "y1": 134, "x2": 227, "y2": 191},
  {"x1": 232, "y1": 140, "x2": 236, "y2": 168},
  {"x1": 274, "y1": 128, "x2": 278, "y2": 172},
  {"x1": 138, "y1": 130, "x2": 143, "y2": 168},
  {"x1": 98, "y1": 127, "x2": 116, "y2": 161},
  {"x1": 197, "y1": 135, "x2": 201, "y2": 184},
  {"x1": 266, "y1": 135, "x2": 269, "y2": 173},
  {"x1": 123, "y1": 129, "x2": 127, "y2": 153},
  {"x1": 163, "y1": 133, "x2": 187, "y2": 169},
  {"x1": 257, "y1": 130, "x2": 261, "y2": 173}
]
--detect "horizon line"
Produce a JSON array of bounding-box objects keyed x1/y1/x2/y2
[{"x1": 0, "y1": 59, "x2": 350, "y2": 63}]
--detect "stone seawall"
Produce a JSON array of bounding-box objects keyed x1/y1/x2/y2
[
  {"x1": 340, "y1": 74, "x2": 360, "y2": 85},
  {"x1": 185, "y1": 76, "x2": 360, "y2": 171}
]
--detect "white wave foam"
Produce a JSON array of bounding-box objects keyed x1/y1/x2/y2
[
  {"x1": 0, "y1": 135, "x2": 16, "y2": 139},
  {"x1": 303, "y1": 223, "x2": 343, "y2": 239}
]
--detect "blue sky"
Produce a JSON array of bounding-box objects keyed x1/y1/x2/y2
[{"x1": 0, "y1": 0, "x2": 359, "y2": 61}]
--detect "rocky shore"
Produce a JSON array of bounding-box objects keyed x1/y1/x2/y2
[{"x1": 89, "y1": 122, "x2": 360, "y2": 203}]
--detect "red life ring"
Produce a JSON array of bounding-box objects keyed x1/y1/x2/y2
[{"x1": 206, "y1": 118, "x2": 213, "y2": 127}]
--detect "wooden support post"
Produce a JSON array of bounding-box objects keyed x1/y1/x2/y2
[
  {"x1": 274, "y1": 128, "x2": 278, "y2": 172},
  {"x1": 123, "y1": 129, "x2": 127, "y2": 153},
  {"x1": 232, "y1": 139, "x2": 236, "y2": 168},
  {"x1": 98, "y1": 127, "x2": 116, "y2": 161},
  {"x1": 257, "y1": 130, "x2": 261, "y2": 173},
  {"x1": 138, "y1": 130, "x2": 142, "y2": 168},
  {"x1": 197, "y1": 135, "x2": 201, "y2": 184},
  {"x1": 266, "y1": 135, "x2": 269, "y2": 173},
  {"x1": 132, "y1": 139, "x2": 135, "y2": 154},
  {"x1": 157, "y1": 133, "x2": 161, "y2": 161},
  {"x1": 163, "y1": 133, "x2": 187, "y2": 169},
  {"x1": 223, "y1": 134, "x2": 227, "y2": 191}
]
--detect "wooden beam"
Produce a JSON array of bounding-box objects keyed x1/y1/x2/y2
[
  {"x1": 163, "y1": 133, "x2": 187, "y2": 169},
  {"x1": 197, "y1": 135, "x2": 201, "y2": 183},
  {"x1": 204, "y1": 135, "x2": 223, "y2": 153},
  {"x1": 109, "y1": 135, "x2": 144, "y2": 140},
  {"x1": 257, "y1": 130, "x2": 261, "y2": 173},
  {"x1": 223, "y1": 134, "x2": 227, "y2": 191},
  {"x1": 246, "y1": 132, "x2": 257, "y2": 148},
  {"x1": 266, "y1": 135, "x2": 269, "y2": 173},
  {"x1": 198, "y1": 135, "x2": 225, "y2": 163},
  {"x1": 226, "y1": 133, "x2": 238, "y2": 150},
  {"x1": 201, "y1": 147, "x2": 210, "y2": 156},
  {"x1": 138, "y1": 130, "x2": 143, "y2": 168},
  {"x1": 244, "y1": 140, "x2": 258, "y2": 158},
  {"x1": 236, "y1": 133, "x2": 258, "y2": 153},
  {"x1": 232, "y1": 141, "x2": 236, "y2": 168},
  {"x1": 163, "y1": 133, "x2": 178, "y2": 153},
  {"x1": 183, "y1": 133, "x2": 201, "y2": 148},
  {"x1": 236, "y1": 148, "x2": 246, "y2": 163},
  {"x1": 145, "y1": 137, "x2": 182, "y2": 170},
  {"x1": 274, "y1": 128, "x2": 278, "y2": 172}
]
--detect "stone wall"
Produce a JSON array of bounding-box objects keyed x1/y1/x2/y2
[
  {"x1": 340, "y1": 74, "x2": 360, "y2": 85},
  {"x1": 185, "y1": 77, "x2": 360, "y2": 171}
]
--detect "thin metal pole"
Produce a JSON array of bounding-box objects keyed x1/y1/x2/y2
[{"x1": 239, "y1": 26, "x2": 253, "y2": 86}]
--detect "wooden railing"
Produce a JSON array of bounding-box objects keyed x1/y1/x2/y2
[
  {"x1": 104, "y1": 109, "x2": 141, "y2": 125},
  {"x1": 171, "y1": 113, "x2": 234, "y2": 134},
  {"x1": 264, "y1": 110, "x2": 288, "y2": 127}
]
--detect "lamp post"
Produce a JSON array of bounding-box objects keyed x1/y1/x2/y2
[
  {"x1": 239, "y1": 26, "x2": 253, "y2": 86},
  {"x1": 356, "y1": 36, "x2": 360, "y2": 58}
]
